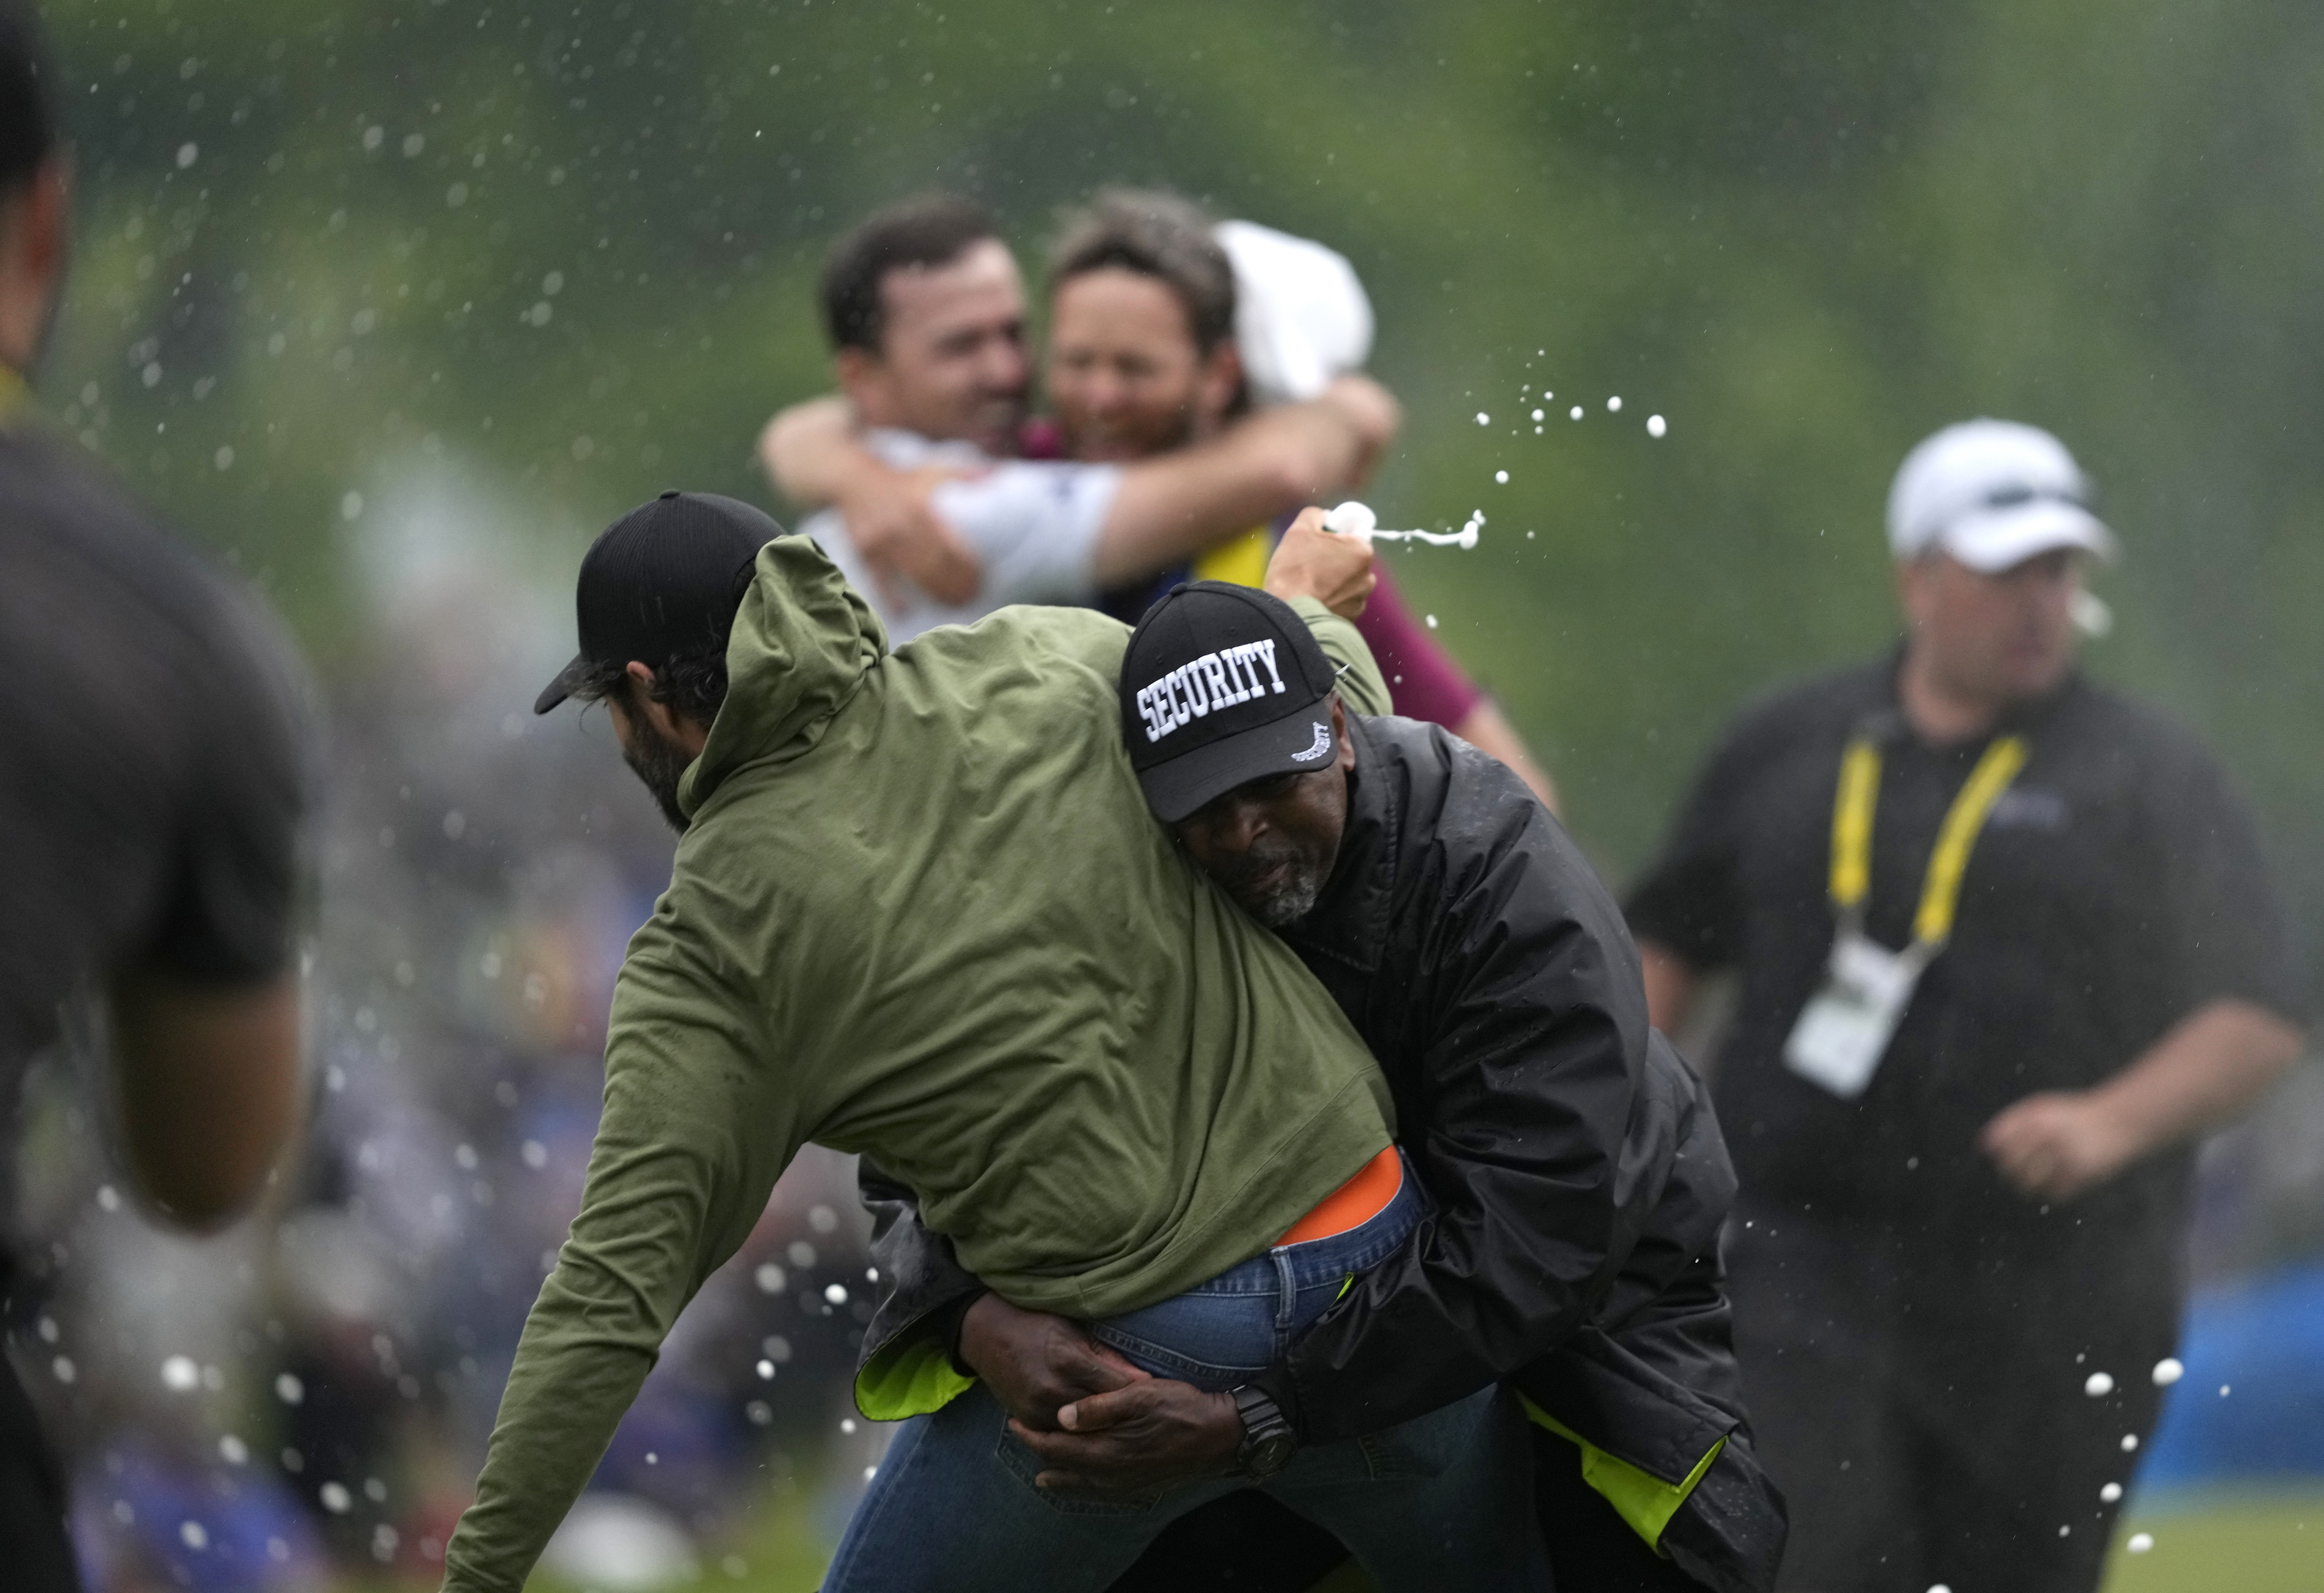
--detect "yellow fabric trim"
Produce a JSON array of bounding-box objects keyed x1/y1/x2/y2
[
  {"x1": 0, "y1": 363, "x2": 27, "y2": 424},
  {"x1": 1916, "y1": 735, "x2": 2027, "y2": 944},
  {"x1": 854, "y1": 1327, "x2": 978, "y2": 1423},
  {"x1": 1191, "y1": 525, "x2": 1274, "y2": 589},
  {"x1": 1518, "y1": 1394, "x2": 1725, "y2": 1552},
  {"x1": 1829, "y1": 740, "x2": 1882, "y2": 912},
  {"x1": 1335, "y1": 1271, "x2": 1355, "y2": 1302},
  {"x1": 1828, "y1": 732, "x2": 2028, "y2": 947}
]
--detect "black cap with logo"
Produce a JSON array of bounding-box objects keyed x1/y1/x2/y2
[
  {"x1": 1120, "y1": 581, "x2": 1342, "y2": 823},
  {"x1": 534, "y1": 490, "x2": 781, "y2": 714}
]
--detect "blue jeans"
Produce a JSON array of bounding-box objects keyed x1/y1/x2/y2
[{"x1": 824, "y1": 1156, "x2": 1544, "y2": 1591}]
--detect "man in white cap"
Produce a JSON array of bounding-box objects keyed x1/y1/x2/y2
[{"x1": 1625, "y1": 419, "x2": 2307, "y2": 1593}]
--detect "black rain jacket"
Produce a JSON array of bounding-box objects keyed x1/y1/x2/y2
[{"x1": 857, "y1": 712, "x2": 1785, "y2": 1591}]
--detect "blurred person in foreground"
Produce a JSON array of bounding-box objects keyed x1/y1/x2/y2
[
  {"x1": 1627, "y1": 420, "x2": 2307, "y2": 1593},
  {"x1": 756, "y1": 190, "x2": 1559, "y2": 809},
  {"x1": 0, "y1": 4, "x2": 311, "y2": 1584},
  {"x1": 854, "y1": 569, "x2": 1787, "y2": 1591},
  {"x1": 445, "y1": 500, "x2": 1554, "y2": 1590}
]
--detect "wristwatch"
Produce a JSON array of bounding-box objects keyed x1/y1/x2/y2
[{"x1": 1229, "y1": 1384, "x2": 1297, "y2": 1479}]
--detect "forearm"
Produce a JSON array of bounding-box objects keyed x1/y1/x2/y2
[
  {"x1": 1093, "y1": 404, "x2": 1367, "y2": 587},
  {"x1": 1286, "y1": 596, "x2": 1391, "y2": 716},
  {"x1": 111, "y1": 968, "x2": 302, "y2": 1229},
  {"x1": 757, "y1": 394, "x2": 876, "y2": 509},
  {"x1": 442, "y1": 1259, "x2": 664, "y2": 1592},
  {"x1": 2095, "y1": 999, "x2": 2305, "y2": 1158}
]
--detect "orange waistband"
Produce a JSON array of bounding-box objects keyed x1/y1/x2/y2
[{"x1": 1277, "y1": 1145, "x2": 1403, "y2": 1247}]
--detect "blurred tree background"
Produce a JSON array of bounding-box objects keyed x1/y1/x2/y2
[{"x1": 34, "y1": 0, "x2": 2324, "y2": 952}]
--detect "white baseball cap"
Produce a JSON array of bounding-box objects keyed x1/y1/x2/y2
[
  {"x1": 1886, "y1": 419, "x2": 2118, "y2": 572},
  {"x1": 1214, "y1": 219, "x2": 1374, "y2": 408}
]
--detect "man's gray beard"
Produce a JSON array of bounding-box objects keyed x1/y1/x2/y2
[{"x1": 1245, "y1": 862, "x2": 1326, "y2": 929}]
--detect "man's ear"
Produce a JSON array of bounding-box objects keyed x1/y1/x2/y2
[
  {"x1": 1330, "y1": 694, "x2": 1355, "y2": 773},
  {"x1": 834, "y1": 345, "x2": 888, "y2": 412},
  {"x1": 622, "y1": 661, "x2": 706, "y2": 752}
]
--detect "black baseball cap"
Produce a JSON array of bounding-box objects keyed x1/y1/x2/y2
[
  {"x1": 533, "y1": 490, "x2": 781, "y2": 714},
  {"x1": 1121, "y1": 581, "x2": 1342, "y2": 824}
]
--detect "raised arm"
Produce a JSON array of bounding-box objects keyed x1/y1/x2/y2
[
  {"x1": 755, "y1": 395, "x2": 981, "y2": 607},
  {"x1": 1092, "y1": 377, "x2": 1400, "y2": 587}
]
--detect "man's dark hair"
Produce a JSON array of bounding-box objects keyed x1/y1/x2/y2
[
  {"x1": 1, "y1": 0, "x2": 60, "y2": 194},
  {"x1": 566, "y1": 561, "x2": 754, "y2": 728},
  {"x1": 567, "y1": 645, "x2": 729, "y2": 728},
  {"x1": 1047, "y1": 188, "x2": 1237, "y2": 356},
  {"x1": 819, "y1": 192, "x2": 1001, "y2": 355}
]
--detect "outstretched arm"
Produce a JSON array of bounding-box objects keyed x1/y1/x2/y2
[
  {"x1": 442, "y1": 955, "x2": 799, "y2": 1593},
  {"x1": 1093, "y1": 377, "x2": 1399, "y2": 587},
  {"x1": 755, "y1": 396, "x2": 981, "y2": 607}
]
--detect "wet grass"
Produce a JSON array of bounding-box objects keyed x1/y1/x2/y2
[{"x1": 2102, "y1": 1488, "x2": 2323, "y2": 1593}]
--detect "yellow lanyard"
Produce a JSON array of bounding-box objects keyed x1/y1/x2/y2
[{"x1": 1827, "y1": 731, "x2": 2028, "y2": 948}]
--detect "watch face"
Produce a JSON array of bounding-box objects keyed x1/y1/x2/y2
[{"x1": 1250, "y1": 1431, "x2": 1296, "y2": 1474}]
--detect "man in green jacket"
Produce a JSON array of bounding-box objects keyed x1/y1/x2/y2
[{"x1": 440, "y1": 495, "x2": 1547, "y2": 1591}]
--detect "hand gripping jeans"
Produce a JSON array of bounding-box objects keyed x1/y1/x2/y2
[{"x1": 823, "y1": 1154, "x2": 1545, "y2": 1592}]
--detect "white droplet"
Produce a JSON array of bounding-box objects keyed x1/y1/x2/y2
[
  {"x1": 180, "y1": 1520, "x2": 209, "y2": 1550},
  {"x1": 1569, "y1": 406, "x2": 1583, "y2": 420},
  {"x1": 176, "y1": 143, "x2": 198, "y2": 169},
  {"x1": 755, "y1": 1263, "x2": 786, "y2": 1295},
  {"x1": 2058, "y1": 1524, "x2": 2071, "y2": 1536},
  {"x1": 1928, "y1": 1584, "x2": 1951, "y2": 1593},
  {"x1": 1324, "y1": 501, "x2": 1377, "y2": 538},
  {"x1": 841, "y1": 1419, "x2": 857, "y2": 1435},
  {"x1": 1531, "y1": 408, "x2": 1545, "y2": 421},
  {"x1": 1475, "y1": 411, "x2": 1490, "y2": 425},
  {"x1": 823, "y1": 1282, "x2": 849, "y2": 1306},
  {"x1": 1607, "y1": 396, "x2": 1623, "y2": 412},
  {"x1": 220, "y1": 1435, "x2": 249, "y2": 1466},
  {"x1": 521, "y1": 1140, "x2": 548, "y2": 1170},
  {"x1": 1494, "y1": 470, "x2": 1509, "y2": 483},
  {"x1": 1648, "y1": 415, "x2": 1668, "y2": 438},
  {"x1": 339, "y1": 490, "x2": 364, "y2": 521},
  {"x1": 2084, "y1": 1371, "x2": 2115, "y2": 1397},
  {"x1": 2127, "y1": 1533, "x2": 2154, "y2": 1553},
  {"x1": 213, "y1": 446, "x2": 235, "y2": 471},
  {"x1": 2219, "y1": 1384, "x2": 2231, "y2": 1397},
  {"x1": 2151, "y1": 1357, "x2": 2183, "y2": 1387},
  {"x1": 2121, "y1": 1433, "x2": 2140, "y2": 1452},
  {"x1": 864, "y1": 1464, "x2": 878, "y2": 1481},
  {"x1": 2101, "y1": 1481, "x2": 2123, "y2": 1502},
  {"x1": 51, "y1": 1356, "x2": 75, "y2": 1383},
  {"x1": 1425, "y1": 614, "x2": 1439, "y2": 629},
  {"x1": 866, "y1": 1268, "x2": 880, "y2": 1282},
  {"x1": 162, "y1": 1354, "x2": 201, "y2": 1392},
  {"x1": 755, "y1": 1360, "x2": 775, "y2": 1380},
  {"x1": 645, "y1": 1451, "x2": 658, "y2": 1465},
  {"x1": 275, "y1": 1372, "x2": 305, "y2": 1405},
  {"x1": 320, "y1": 1481, "x2": 352, "y2": 1514}
]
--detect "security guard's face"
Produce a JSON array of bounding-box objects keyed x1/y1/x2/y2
[
  {"x1": 1899, "y1": 547, "x2": 2084, "y2": 710},
  {"x1": 1172, "y1": 697, "x2": 1356, "y2": 929}
]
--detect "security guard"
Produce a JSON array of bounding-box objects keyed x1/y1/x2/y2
[{"x1": 1627, "y1": 419, "x2": 2307, "y2": 1593}]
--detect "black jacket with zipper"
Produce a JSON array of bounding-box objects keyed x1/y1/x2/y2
[{"x1": 857, "y1": 710, "x2": 1785, "y2": 1591}]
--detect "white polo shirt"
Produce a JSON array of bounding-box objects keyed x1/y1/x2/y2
[{"x1": 803, "y1": 429, "x2": 1123, "y2": 644}]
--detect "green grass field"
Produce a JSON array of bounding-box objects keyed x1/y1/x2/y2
[{"x1": 2102, "y1": 1490, "x2": 2323, "y2": 1593}]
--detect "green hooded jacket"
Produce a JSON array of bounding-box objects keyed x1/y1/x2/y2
[{"x1": 442, "y1": 538, "x2": 1395, "y2": 1591}]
